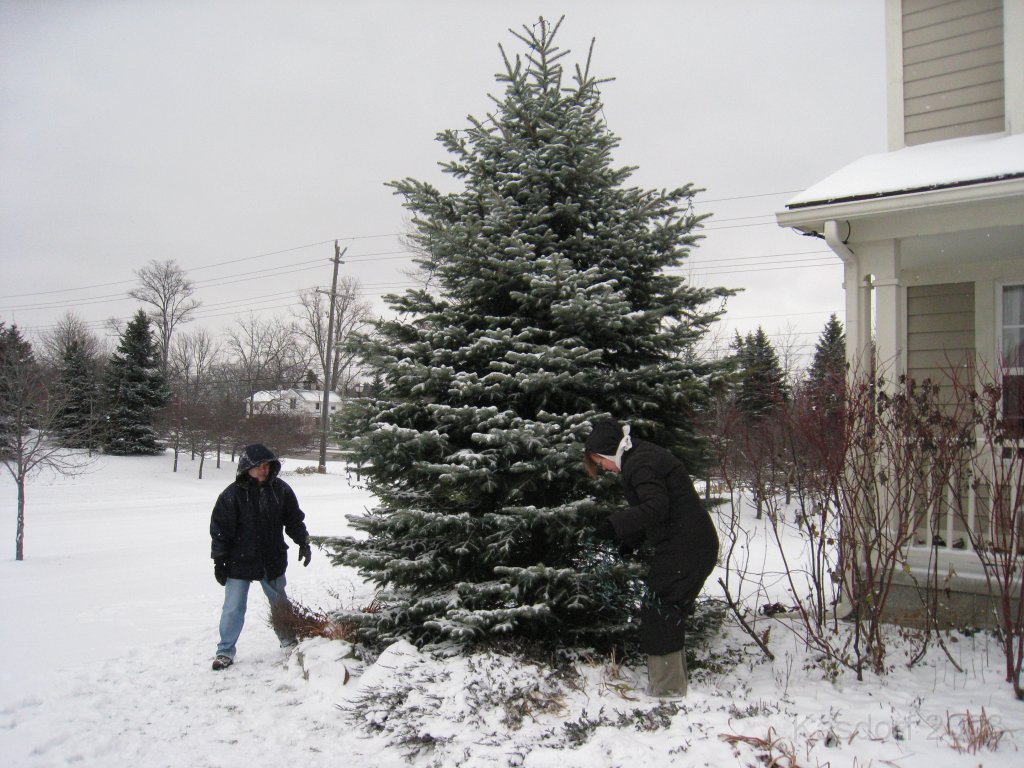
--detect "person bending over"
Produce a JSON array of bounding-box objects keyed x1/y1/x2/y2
[{"x1": 584, "y1": 419, "x2": 718, "y2": 698}]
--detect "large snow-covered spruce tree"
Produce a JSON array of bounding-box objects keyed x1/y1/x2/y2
[
  {"x1": 327, "y1": 19, "x2": 731, "y2": 651},
  {"x1": 102, "y1": 310, "x2": 169, "y2": 455}
]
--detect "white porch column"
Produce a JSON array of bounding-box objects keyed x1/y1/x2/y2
[
  {"x1": 843, "y1": 261, "x2": 873, "y2": 376},
  {"x1": 866, "y1": 240, "x2": 905, "y2": 378}
]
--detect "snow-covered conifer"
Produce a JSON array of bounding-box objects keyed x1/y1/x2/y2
[
  {"x1": 806, "y1": 314, "x2": 846, "y2": 408},
  {"x1": 55, "y1": 340, "x2": 101, "y2": 449},
  {"x1": 327, "y1": 18, "x2": 731, "y2": 650},
  {"x1": 102, "y1": 310, "x2": 169, "y2": 455},
  {"x1": 733, "y1": 328, "x2": 789, "y2": 420},
  {"x1": 0, "y1": 323, "x2": 37, "y2": 458}
]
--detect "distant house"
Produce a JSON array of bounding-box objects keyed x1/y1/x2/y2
[
  {"x1": 249, "y1": 388, "x2": 338, "y2": 419},
  {"x1": 777, "y1": 0, "x2": 1024, "y2": 624}
]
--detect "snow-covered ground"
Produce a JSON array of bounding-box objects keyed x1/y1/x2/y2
[{"x1": 1, "y1": 452, "x2": 1021, "y2": 767}]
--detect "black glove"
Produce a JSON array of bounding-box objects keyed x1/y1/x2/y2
[
  {"x1": 298, "y1": 541, "x2": 312, "y2": 567},
  {"x1": 594, "y1": 518, "x2": 617, "y2": 542},
  {"x1": 214, "y1": 560, "x2": 227, "y2": 586}
]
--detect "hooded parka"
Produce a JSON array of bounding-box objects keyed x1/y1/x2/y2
[
  {"x1": 210, "y1": 444, "x2": 309, "y2": 582},
  {"x1": 587, "y1": 421, "x2": 719, "y2": 655}
]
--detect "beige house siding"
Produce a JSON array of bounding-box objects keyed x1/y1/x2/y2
[
  {"x1": 902, "y1": 0, "x2": 1005, "y2": 145},
  {"x1": 906, "y1": 281, "x2": 976, "y2": 390},
  {"x1": 906, "y1": 282, "x2": 976, "y2": 555}
]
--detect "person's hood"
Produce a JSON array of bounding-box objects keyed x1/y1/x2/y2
[
  {"x1": 585, "y1": 420, "x2": 626, "y2": 455},
  {"x1": 584, "y1": 419, "x2": 633, "y2": 470},
  {"x1": 236, "y1": 443, "x2": 282, "y2": 481}
]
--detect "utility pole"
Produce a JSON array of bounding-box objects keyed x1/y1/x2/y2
[{"x1": 318, "y1": 241, "x2": 346, "y2": 473}]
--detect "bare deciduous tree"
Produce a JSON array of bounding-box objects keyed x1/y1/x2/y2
[
  {"x1": 129, "y1": 259, "x2": 201, "y2": 375},
  {"x1": 225, "y1": 313, "x2": 313, "y2": 412},
  {"x1": 164, "y1": 329, "x2": 223, "y2": 473},
  {"x1": 772, "y1": 321, "x2": 805, "y2": 394},
  {"x1": 35, "y1": 311, "x2": 105, "y2": 369},
  {"x1": 169, "y1": 328, "x2": 221, "y2": 403},
  {"x1": 1, "y1": 324, "x2": 91, "y2": 560},
  {"x1": 293, "y1": 277, "x2": 372, "y2": 395}
]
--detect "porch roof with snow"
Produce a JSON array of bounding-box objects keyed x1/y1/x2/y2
[{"x1": 776, "y1": 132, "x2": 1024, "y2": 236}]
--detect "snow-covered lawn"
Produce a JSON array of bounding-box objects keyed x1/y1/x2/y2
[{"x1": 1, "y1": 453, "x2": 1021, "y2": 767}]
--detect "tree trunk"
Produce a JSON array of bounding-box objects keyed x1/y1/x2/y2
[{"x1": 16, "y1": 473, "x2": 26, "y2": 561}]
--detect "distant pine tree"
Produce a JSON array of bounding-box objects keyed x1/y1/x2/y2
[
  {"x1": 55, "y1": 339, "x2": 101, "y2": 449},
  {"x1": 734, "y1": 327, "x2": 789, "y2": 420},
  {"x1": 0, "y1": 323, "x2": 37, "y2": 458},
  {"x1": 102, "y1": 310, "x2": 169, "y2": 455},
  {"x1": 806, "y1": 314, "x2": 846, "y2": 401},
  {"x1": 326, "y1": 18, "x2": 732, "y2": 651}
]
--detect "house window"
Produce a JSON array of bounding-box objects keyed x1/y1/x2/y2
[
  {"x1": 289, "y1": 397, "x2": 297, "y2": 410},
  {"x1": 1002, "y1": 285, "x2": 1024, "y2": 436}
]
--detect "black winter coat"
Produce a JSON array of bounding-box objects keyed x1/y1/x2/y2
[
  {"x1": 608, "y1": 439, "x2": 719, "y2": 608},
  {"x1": 210, "y1": 452, "x2": 309, "y2": 582}
]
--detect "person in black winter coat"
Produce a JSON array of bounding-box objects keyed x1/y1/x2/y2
[
  {"x1": 209, "y1": 443, "x2": 312, "y2": 670},
  {"x1": 584, "y1": 419, "x2": 719, "y2": 698}
]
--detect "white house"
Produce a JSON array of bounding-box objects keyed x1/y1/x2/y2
[
  {"x1": 776, "y1": 0, "x2": 1024, "y2": 624},
  {"x1": 249, "y1": 388, "x2": 338, "y2": 419}
]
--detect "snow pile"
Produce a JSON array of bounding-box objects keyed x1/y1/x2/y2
[{"x1": 1, "y1": 453, "x2": 1022, "y2": 767}]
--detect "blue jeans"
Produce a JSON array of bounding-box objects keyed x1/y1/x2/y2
[{"x1": 216, "y1": 574, "x2": 295, "y2": 658}]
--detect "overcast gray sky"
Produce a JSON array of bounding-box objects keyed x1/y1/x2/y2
[{"x1": 0, "y1": 0, "x2": 887, "y2": 365}]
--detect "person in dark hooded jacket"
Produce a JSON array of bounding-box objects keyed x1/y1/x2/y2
[
  {"x1": 209, "y1": 443, "x2": 312, "y2": 670},
  {"x1": 584, "y1": 419, "x2": 718, "y2": 698}
]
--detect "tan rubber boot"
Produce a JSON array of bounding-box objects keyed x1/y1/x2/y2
[{"x1": 646, "y1": 650, "x2": 688, "y2": 698}]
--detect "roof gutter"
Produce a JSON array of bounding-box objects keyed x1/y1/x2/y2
[
  {"x1": 776, "y1": 176, "x2": 1024, "y2": 235},
  {"x1": 786, "y1": 171, "x2": 1024, "y2": 210}
]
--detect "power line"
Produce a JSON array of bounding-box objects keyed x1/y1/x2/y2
[
  {"x1": 0, "y1": 236, "x2": 408, "y2": 301},
  {"x1": 184, "y1": 233, "x2": 403, "y2": 274},
  {"x1": 2, "y1": 247, "x2": 835, "y2": 316},
  {"x1": 695, "y1": 189, "x2": 801, "y2": 204},
  {"x1": 677, "y1": 259, "x2": 838, "y2": 278},
  {"x1": 3, "y1": 184, "x2": 832, "y2": 332},
  {"x1": 702, "y1": 220, "x2": 782, "y2": 232},
  {"x1": 0, "y1": 187, "x2": 805, "y2": 302},
  {"x1": 2, "y1": 202, "x2": 805, "y2": 307},
  {"x1": 683, "y1": 251, "x2": 832, "y2": 268},
  {"x1": 7, "y1": 254, "x2": 842, "y2": 333},
  {"x1": 706, "y1": 213, "x2": 775, "y2": 224}
]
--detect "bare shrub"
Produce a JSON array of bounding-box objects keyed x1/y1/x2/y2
[
  {"x1": 703, "y1": 401, "x2": 777, "y2": 660},
  {"x1": 711, "y1": 362, "x2": 977, "y2": 680},
  {"x1": 943, "y1": 708, "x2": 1008, "y2": 754},
  {"x1": 834, "y1": 372, "x2": 972, "y2": 678},
  {"x1": 710, "y1": 338, "x2": 1024, "y2": 698},
  {"x1": 237, "y1": 413, "x2": 316, "y2": 457},
  {"x1": 951, "y1": 365, "x2": 1024, "y2": 699},
  {"x1": 269, "y1": 599, "x2": 355, "y2": 642},
  {"x1": 719, "y1": 727, "x2": 803, "y2": 767}
]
